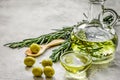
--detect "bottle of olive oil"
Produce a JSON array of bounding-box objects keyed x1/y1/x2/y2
[
  {"x1": 71, "y1": 26, "x2": 118, "y2": 64},
  {"x1": 71, "y1": 0, "x2": 118, "y2": 64}
]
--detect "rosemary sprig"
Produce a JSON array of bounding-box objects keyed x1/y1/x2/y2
[
  {"x1": 50, "y1": 39, "x2": 72, "y2": 62},
  {"x1": 4, "y1": 26, "x2": 73, "y2": 49},
  {"x1": 4, "y1": 20, "x2": 86, "y2": 49}
]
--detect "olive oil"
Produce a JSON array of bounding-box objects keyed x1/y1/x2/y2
[
  {"x1": 60, "y1": 51, "x2": 92, "y2": 80},
  {"x1": 60, "y1": 52, "x2": 92, "y2": 73},
  {"x1": 71, "y1": 27, "x2": 118, "y2": 64}
]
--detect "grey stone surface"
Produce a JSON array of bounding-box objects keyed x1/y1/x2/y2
[{"x1": 0, "y1": 0, "x2": 120, "y2": 80}]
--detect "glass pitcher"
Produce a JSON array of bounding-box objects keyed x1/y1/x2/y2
[{"x1": 71, "y1": 0, "x2": 118, "y2": 64}]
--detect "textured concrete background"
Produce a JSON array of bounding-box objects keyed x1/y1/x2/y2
[{"x1": 0, "y1": 0, "x2": 120, "y2": 80}]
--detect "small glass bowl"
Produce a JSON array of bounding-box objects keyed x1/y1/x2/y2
[{"x1": 60, "y1": 51, "x2": 92, "y2": 80}]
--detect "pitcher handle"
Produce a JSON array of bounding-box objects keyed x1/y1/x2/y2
[{"x1": 103, "y1": 8, "x2": 119, "y2": 26}]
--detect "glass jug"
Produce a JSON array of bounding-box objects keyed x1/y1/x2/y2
[{"x1": 71, "y1": 0, "x2": 118, "y2": 64}]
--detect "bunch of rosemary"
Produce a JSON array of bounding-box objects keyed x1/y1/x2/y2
[{"x1": 4, "y1": 21, "x2": 84, "y2": 62}]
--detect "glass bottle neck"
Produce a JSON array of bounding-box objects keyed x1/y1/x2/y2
[{"x1": 88, "y1": 1, "x2": 105, "y2": 22}]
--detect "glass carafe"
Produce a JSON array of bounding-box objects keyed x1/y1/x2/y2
[{"x1": 71, "y1": 0, "x2": 118, "y2": 64}]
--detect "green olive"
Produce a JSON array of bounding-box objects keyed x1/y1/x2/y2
[
  {"x1": 43, "y1": 66, "x2": 55, "y2": 78},
  {"x1": 30, "y1": 43, "x2": 40, "y2": 54},
  {"x1": 24, "y1": 57, "x2": 36, "y2": 67},
  {"x1": 32, "y1": 67, "x2": 43, "y2": 77},
  {"x1": 41, "y1": 59, "x2": 53, "y2": 67}
]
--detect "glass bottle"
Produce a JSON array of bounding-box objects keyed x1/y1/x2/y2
[{"x1": 71, "y1": 0, "x2": 118, "y2": 64}]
